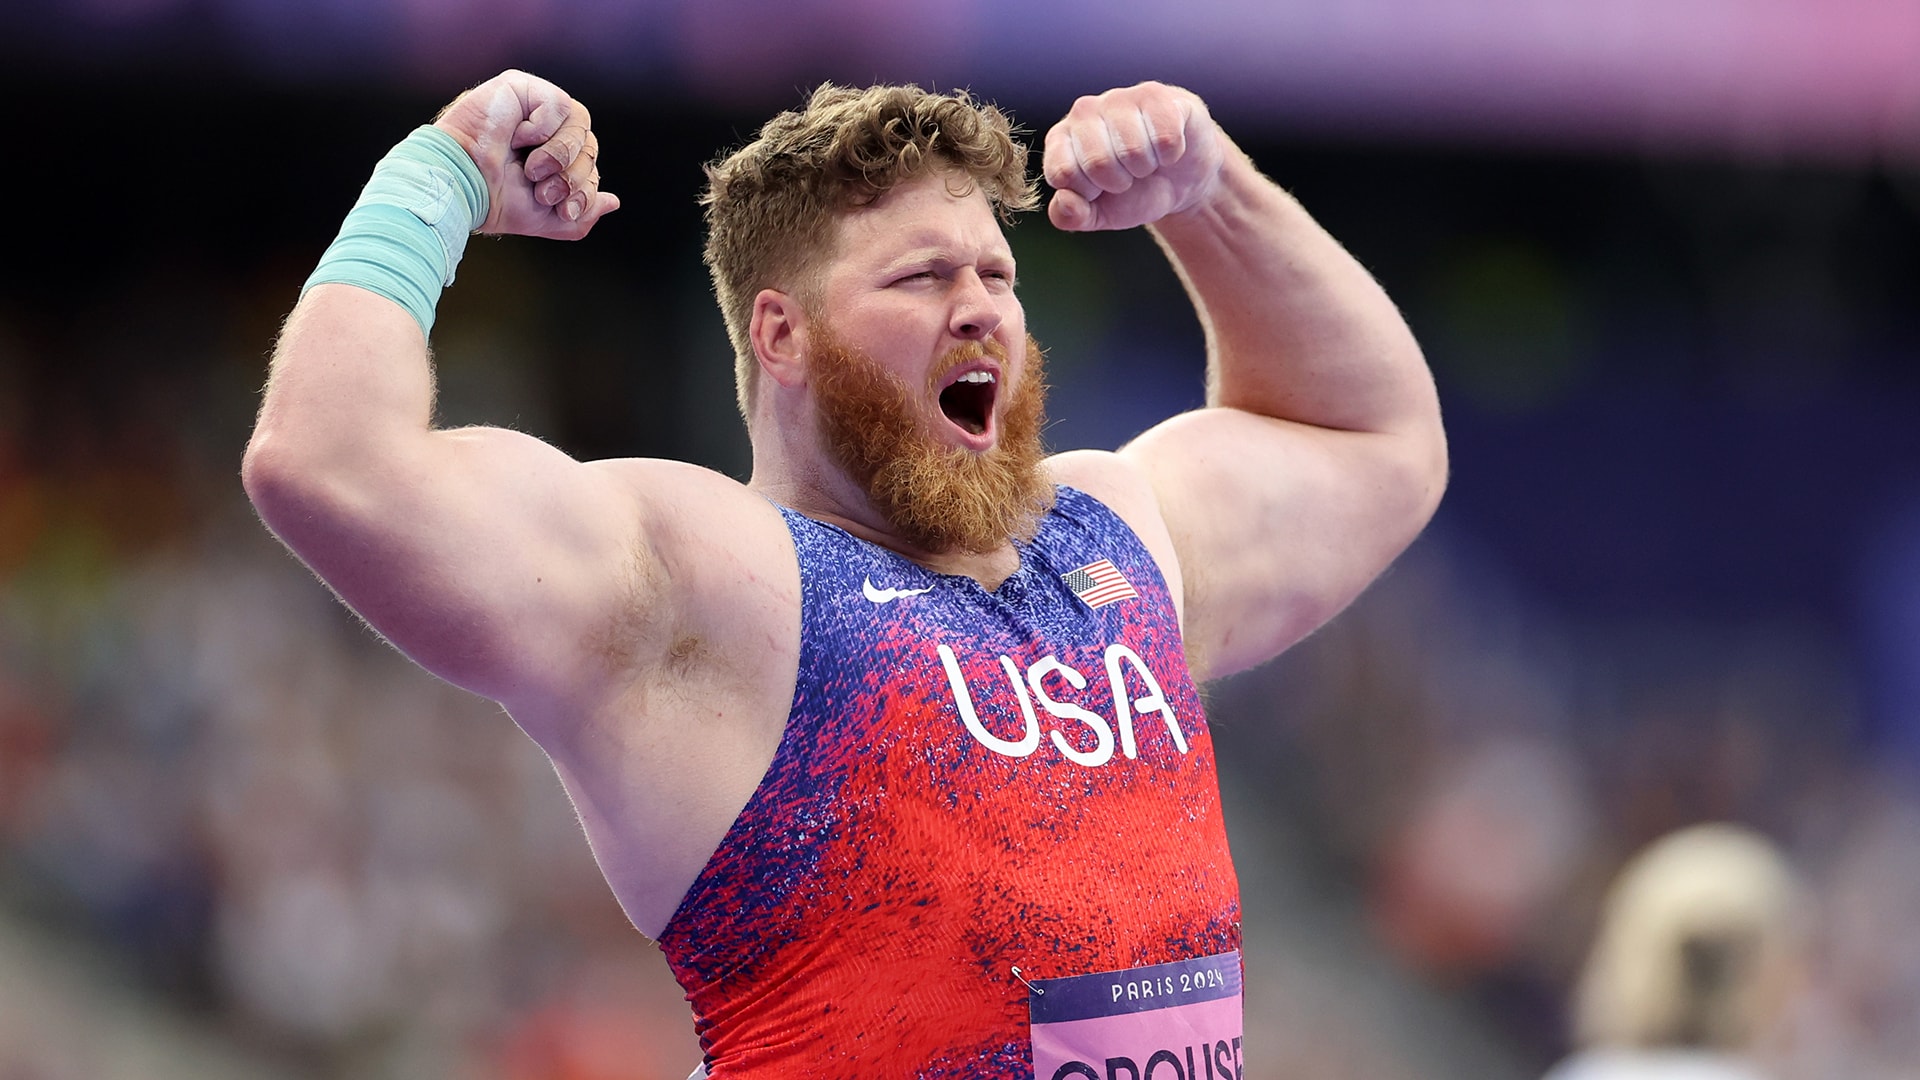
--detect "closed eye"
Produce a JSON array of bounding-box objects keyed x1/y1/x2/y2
[{"x1": 889, "y1": 266, "x2": 1015, "y2": 289}]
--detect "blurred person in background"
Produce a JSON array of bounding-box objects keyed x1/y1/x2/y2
[
  {"x1": 241, "y1": 67, "x2": 1445, "y2": 1076},
  {"x1": 1543, "y1": 823, "x2": 1805, "y2": 1080}
]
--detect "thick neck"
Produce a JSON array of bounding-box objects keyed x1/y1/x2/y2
[{"x1": 746, "y1": 417, "x2": 1022, "y2": 589}]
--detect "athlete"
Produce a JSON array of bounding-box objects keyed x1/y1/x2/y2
[{"x1": 244, "y1": 69, "x2": 1446, "y2": 1076}]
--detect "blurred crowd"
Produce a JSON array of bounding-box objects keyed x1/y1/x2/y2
[
  {"x1": 0, "y1": 339, "x2": 703, "y2": 1076},
  {"x1": 2, "y1": 84, "x2": 1918, "y2": 1080},
  {"x1": 1216, "y1": 532, "x2": 1920, "y2": 1078}
]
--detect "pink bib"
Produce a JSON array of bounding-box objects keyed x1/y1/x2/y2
[{"x1": 1029, "y1": 950, "x2": 1243, "y2": 1080}]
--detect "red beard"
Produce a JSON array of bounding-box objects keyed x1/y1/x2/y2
[{"x1": 809, "y1": 326, "x2": 1054, "y2": 554}]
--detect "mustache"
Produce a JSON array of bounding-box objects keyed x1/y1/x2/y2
[{"x1": 925, "y1": 338, "x2": 1009, "y2": 392}]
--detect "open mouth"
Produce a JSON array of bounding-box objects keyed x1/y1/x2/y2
[{"x1": 938, "y1": 369, "x2": 997, "y2": 436}]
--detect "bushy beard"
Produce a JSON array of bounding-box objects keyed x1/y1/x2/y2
[{"x1": 809, "y1": 325, "x2": 1054, "y2": 555}]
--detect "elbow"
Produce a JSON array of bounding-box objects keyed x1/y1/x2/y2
[
  {"x1": 1388, "y1": 412, "x2": 1450, "y2": 538},
  {"x1": 1408, "y1": 382, "x2": 1450, "y2": 510},
  {"x1": 1421, "y1": 420, "x2": 1451, "y2": 516},
  {"x1": 1387, "y1": 350, "x2": 1449, "y2": 525},
  {"x1": 241, "y1": 423, "x2": 350, "y2": 540},
  {"x1": 240, "y1": 427, "x2": 292, "y2": 525}
]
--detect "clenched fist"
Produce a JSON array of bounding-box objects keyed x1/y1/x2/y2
[
  {"x1": 433, "y1": 69, "x2": 620, "y2": 240},
  {"x1": 1042, "y1": 82, "x2": 1226, "y2": 233}
]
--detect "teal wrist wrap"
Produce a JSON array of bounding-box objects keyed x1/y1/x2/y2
[{"x1": 301, "y1": 125, "x2": 490, "y2": 337}]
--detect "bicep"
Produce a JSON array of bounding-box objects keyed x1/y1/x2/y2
[
  {"x1": 1120, "y1": 407, "x2": 1444, "y2": 679},
  {"x1": 248, "y1": 420, "x2": 650, "y2": 704}
]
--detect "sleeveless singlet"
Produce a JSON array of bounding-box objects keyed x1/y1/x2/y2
[{"x1": 657, "y1": 487, "x2": 1243, "y2": 1078}]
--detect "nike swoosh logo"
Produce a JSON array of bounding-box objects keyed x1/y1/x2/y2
[{"x1": 863, "y1": 576, "x2": 935, "y2": 604}]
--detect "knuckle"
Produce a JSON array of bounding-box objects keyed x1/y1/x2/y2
[
  {"x1": 1079, "y1": 143, "x2": 1120, "y2": 174},
  {"x1": 1114, "y1": 143, "x2": 1154, "y2": 174}
]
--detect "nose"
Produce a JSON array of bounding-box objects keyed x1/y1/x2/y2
[{"x1": 949, "y1": 270, "x2": 1003, "y2": 341}]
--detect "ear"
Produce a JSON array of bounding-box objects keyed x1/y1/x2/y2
[{"x1": 749, "y1": 289, "x2": 810, "y2": 391}]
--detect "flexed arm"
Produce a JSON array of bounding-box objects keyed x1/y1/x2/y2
[
  {"x1": 242, "y1": 71, "x2": 636, "y2": 711},
  {"x1": 1045, "y1": 83, "x2": 1447, "y2": 679}
]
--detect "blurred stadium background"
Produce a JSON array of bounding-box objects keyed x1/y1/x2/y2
[{"x1": 3, "y1": 0, "x2": 1919, "y2": 1076}]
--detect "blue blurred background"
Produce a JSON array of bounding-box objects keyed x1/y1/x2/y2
[{"x1": 2, "y1": 1, "x2": 1918, "y2": 1076}]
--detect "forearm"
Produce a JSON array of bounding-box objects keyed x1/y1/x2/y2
[
  {"x1": 1149, "y1": 144, "x2": 1438, "y2": 441},
  {"x1": 247, "y1": 68, "x2": 614, "y2": 496},
  {"x1": 245, "y1": 122, "x2": 491, "y2": 511}
]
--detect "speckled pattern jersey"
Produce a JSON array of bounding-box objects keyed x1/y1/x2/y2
[{"x1": 656, "y1": 486, "x2": 1242, "y2": 1078}]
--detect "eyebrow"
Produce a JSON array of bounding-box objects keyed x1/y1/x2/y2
[{"x1": 877, "y1": 244, "x2": 1017, "y2": 273}]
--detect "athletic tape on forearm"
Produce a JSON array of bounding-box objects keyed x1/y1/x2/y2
[{"x1": 301, "y1": 125, "x2": 490, "y2": 337}]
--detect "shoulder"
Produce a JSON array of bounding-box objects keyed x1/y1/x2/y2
[
  {"x1": 600, "y1": 456, "x2": 798, "y2": 595},
  {"x1": 591, "y1": 455, "x2": 765, "y2": 508},
  {"x1": 1045, "y1": 450, "x2": 1185, "y2": 623},
  {"x1": 524, "y1": 457, "x2": 801, "y2": 712},
  {"x1": 1046, "y1": 449, "x2": 1155, "y2": 522},
  {"x1": 592, "y1": 458, "x2": 794, "y2": 562}
]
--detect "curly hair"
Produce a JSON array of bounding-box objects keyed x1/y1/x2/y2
[{"x1": 701, "y1": 83, "x2": 1040, "y2": 419}]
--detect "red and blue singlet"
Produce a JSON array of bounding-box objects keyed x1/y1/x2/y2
[{"x1": 657, "y1": 487, "x2": 1243, "y2": 1078}]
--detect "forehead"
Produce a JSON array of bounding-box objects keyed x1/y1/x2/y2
[{"x1": 825, "y1": 170, "x2": 1012, "y2": 269}]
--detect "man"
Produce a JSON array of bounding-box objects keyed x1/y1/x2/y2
[{"x1": 244, "y1": 69, "x2": 1445, "y2": 1077}]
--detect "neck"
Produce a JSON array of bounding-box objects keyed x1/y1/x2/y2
[{"x1": 748, "y1": 439, "x2": 1023, "y2": 590}]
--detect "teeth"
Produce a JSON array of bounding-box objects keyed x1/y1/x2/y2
[{"x1": 956, "y1": 371, "x2": 995, "y2": 384}]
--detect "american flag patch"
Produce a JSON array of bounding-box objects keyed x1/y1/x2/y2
[{"x1": 1061, "y1": 559, "x2": 1138, "y2": 609}]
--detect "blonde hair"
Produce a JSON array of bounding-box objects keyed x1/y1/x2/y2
[
  {"x1": 1573, "y1": 823, "x2": 1801, "y2": 1051},
  {"x1": 700, "y1": 83, "x2": 1040, "y2": 418}
]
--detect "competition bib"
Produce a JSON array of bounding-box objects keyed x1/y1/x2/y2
[{"x1": 1028, "y1": 951, "x2": 1244, "y2": 1080}]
